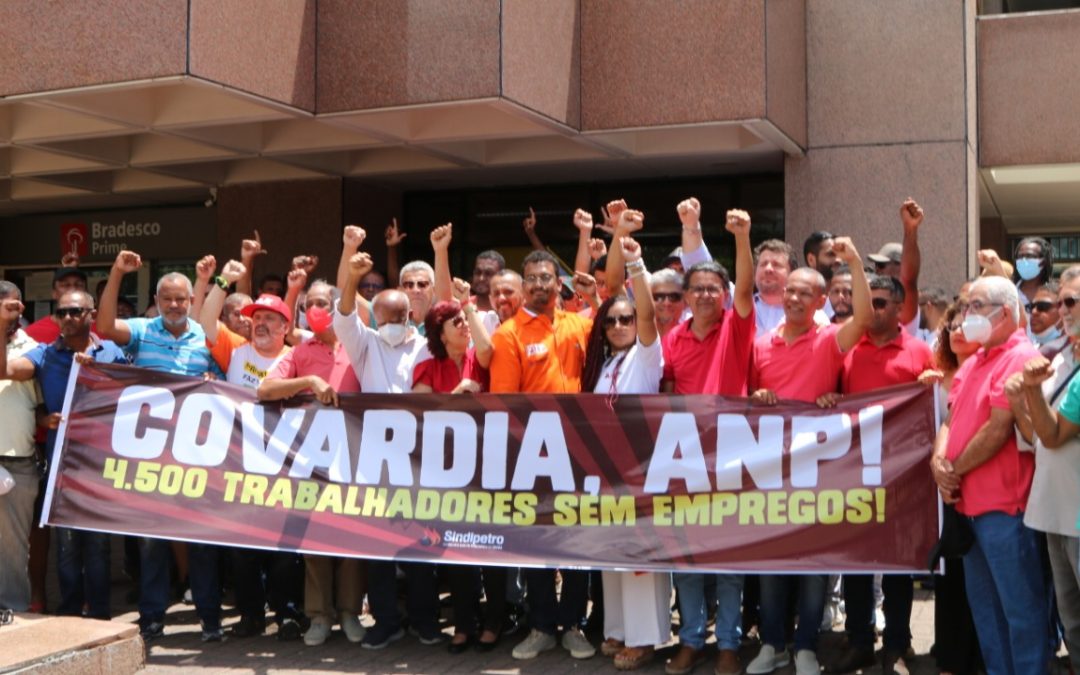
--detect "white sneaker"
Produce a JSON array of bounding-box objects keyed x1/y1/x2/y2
[
  {"x1": 512, "y1": 629, "x2": 557, "y2": 660},
  {"x1": 794, "y1": 649, "x2": 820, "y2": 675},
  {"x1": 747, "y1": 644, "x2": 791, "y2": 674},
  {"x1": 875, "y1": 607, "x2": 886, "y2": 633},
  {"x1": 304, "y1": 617, "x2": 332, "y2": 646},
  {"x1": 340, "y1": 612, "x2": 365, "y2": 643},
  {"x1": 560, "y1": 629, "x2": 596, "y2": 659}
]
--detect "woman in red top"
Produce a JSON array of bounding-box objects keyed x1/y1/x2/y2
[{"x1": 411, "y1": 282, "x2": 500, "y2": 653}]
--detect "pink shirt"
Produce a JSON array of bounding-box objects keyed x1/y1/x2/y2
[
  {"x1": 750, "y1": 323, "x2": 844, "y2": 402},
  {"x1": 946, "y1": 329, "x2": 1038, "y2": 517},
  {"x1": 266, "y1": 336, "x2": 360, "y2": 394},
  {"x1": 661, "y1": 308, "x2": 755, "y2": 395}
]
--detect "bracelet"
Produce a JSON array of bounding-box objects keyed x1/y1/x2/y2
[
  {"x1": 213, "y1": 276, "x2": 230, "y2": 291},
  {"x1": 626, "y1": 260, "x2": 646, "y2": 273},
  {"x1": 629, "y1": 270, "x2": 648, "y2": 281},
  {"x1": 682, "y1": 225, "x2": 702, "y2": 233},
  {"x1": 463, "y1": 304, "x2": 477, "y2": 314}
]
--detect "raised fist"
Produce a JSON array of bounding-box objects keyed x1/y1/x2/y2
[
  {"x1": 573, "y1": 271, "x2": 597, "y2": 297},
  {"x1": 620, "y1": 237, "x2": 642, "y2": 264},
  {"x1": 113, "y1": 251, "x2": 142, "y2": 274},
  {"x1": 677, "y1": 197, "x2": 702, "y2": 228},
  {"x1": 430, "y1": 223, "x2": 453, "y2": 251},
  {"x1": 523, "y1": 207, "x2": 537, "y2": 234},
  {"x1": 287, "y1": 267, "x2": 308, "y2": 291},
  {"x1": 573, "y1": 208, "x2": 594, "y2": 233},
  {"x1": 617, "y1": 208, "x2": 644, "y2": 234},
  {"x1": 831, "y1": 236, "x2": 860, "y2": 264},
  {"x1": 451, "y1": 277, "x2": 471, "y2": 303},
  {"x1": 0, "y1": 298, "x2": 24, "y2": 325},
  {"x1": 349, "y1": 251, "x2": 374, "y2": 279},
  {"x1": 900, "y1": 198, "x2": 924, "y2": 231},
  {"x1": 725, "y1": 209, "x2": 751, "y2": 236},
  {"x1": 588, "y1": 238, "x2": 607, "y2": 261},
  {"x1": 343, "y1": 225, "x2": 366, "y2": 249},
  {"x1": 292, "y1": 255, "x2": 319, "y2": 275},
  {"x1": 195, "y1": 255, "x2": 217, "y2": 282},
  {"x1": 220, "y1": 259, "x2": 247, "y2": 284}
]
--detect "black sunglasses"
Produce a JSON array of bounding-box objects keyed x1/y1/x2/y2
[
  {"x1": 602, "y1": 314, "x2": 635, "y2": 328},
  {"x1": 652, "y1": 292, "x2": 682, "y2": 303},
  {"x1": 1026, "y1": 301, "x2": 1055, "y2": 313},
  {"x1": 54, "y1": 307, "x2": 89, "y2": 319},
  {"x1": 1060, "y1": 296, "x2": 1079, "y2": 310}
]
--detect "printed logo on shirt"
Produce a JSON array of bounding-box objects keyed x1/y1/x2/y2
[
  {"x1": 525, "y1": 343, "x2": 548, "y2": 358},
  {"x1": 244, "y1": 362, "x2": 268, "y2": 380}
]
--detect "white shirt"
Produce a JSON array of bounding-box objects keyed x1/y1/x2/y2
[
  {"x1": 1024, "y1": 347, "x2": 1080, "y2": 536},
  {"x1": 480, "y1": 309, "x2": 501, "y2": 336},
  {"x1": 1, "y1": 329, "x2": 41, "y2": 457},
  {"x1": 225, "y1": 343, "x2": 285, "y2": 390},
  {"x1": 593, "y1": 338, "x2": 663, "y2": 395},
  {"x1": 333, "y1": 302, "x2": 431, "y2": 393}
]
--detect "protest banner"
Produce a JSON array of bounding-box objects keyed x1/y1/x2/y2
[{"x1": 43, "y1": 362, "x2": 939, "y2": 572}]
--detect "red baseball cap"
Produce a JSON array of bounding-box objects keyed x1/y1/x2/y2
[{"x1": 240, "y1": 294, "x2": 292, "y2": 324}]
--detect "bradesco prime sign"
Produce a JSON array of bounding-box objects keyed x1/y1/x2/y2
[{"x1": 0, "y1": 207, "x2": 215, "y2": 264}]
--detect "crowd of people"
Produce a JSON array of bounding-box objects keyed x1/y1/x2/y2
[{"x1": 0, "y1": 195, "x2": 1077, "y2": 675}]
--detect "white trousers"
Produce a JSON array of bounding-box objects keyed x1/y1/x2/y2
[{"x1": 601, "y1": 571, "x2": 672, "y2": 647}]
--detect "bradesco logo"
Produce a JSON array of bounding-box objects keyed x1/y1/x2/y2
[
  {"x1": 85, "y1": 220, "x2": 163, "y2": 256},
  {"x1": 441, "y1": 530, "x2": 506, "y2": 551},
  {"x1": 61, "y1": 222, "x2": 88, "y2": 258}
]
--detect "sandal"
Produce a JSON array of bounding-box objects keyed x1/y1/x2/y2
[
  {"x1": 615, "y1": 645, "x2": 654, "y2": 670},
  {"x1": 601, "y1": 638, "x2": 625, "y2": 656}
]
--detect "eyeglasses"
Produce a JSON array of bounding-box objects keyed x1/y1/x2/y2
[
  {"x1": 1060, "y1": 296, "x2": 1080, "y2": 310},
  {"x1": 688, "y1": 285, "x2": 723, "y2": 296},
  {"x1": 652, "y1": 292, "x2": 682, "y2": 303},
  {"x1": 523, "y1": 273, "x2": 556, "y2": 285},
  {"x1": 947, "y1": 322, "x2": 963, "y2": 332},
  {"x1": 401, "y1": 280, "x2": 431, "y2": 290},
  {"x1": 965, "y1": 300, "x2": 1003, "y2": 314},
  {"x1": 1026, "y1": 300, "x2": 1055, "y2": 313},
  {"x1": 450, "y1": 315, "x2": 467, "y2": 328},
  {"x1": 602, "y1": 314, "x2": 635, "y2": 328},
  {"x1": 871, "y1": 298, "x2": 893, "y2": 310},
  {"x1": 54, "y1": 307, "x2": 89, "y2": 319}
]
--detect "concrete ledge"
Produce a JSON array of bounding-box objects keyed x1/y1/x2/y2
[{"x1": 0, "y1": 614, "x2": 144, "y2": 674}]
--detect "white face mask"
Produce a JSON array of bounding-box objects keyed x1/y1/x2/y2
[
  {"x1": 377, "y1": 322, "x2": 408, "y2": 347},
  {"x1": 961, "y1": 306, "x2": 1001, "y2": 344},
  {"x1": 1033, "y1": 324, "x2": 1062, "y2": 346}
]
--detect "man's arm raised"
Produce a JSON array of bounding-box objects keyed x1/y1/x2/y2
[
  {"x1": 726, "y1": 209, "x2": 754, "y2": 319},
  {"x1": 98, "y1": 250, "x2": 141, "y2": 345},
  {"x1": 833, "y1": 237, "x2": 871, "y2": 352}
]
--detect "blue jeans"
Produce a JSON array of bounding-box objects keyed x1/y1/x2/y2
[
  {"x1": 963, "y1": 511, "x2": 1050, "y2": 675},
  {"x1": 673, "y1": 573, "x2": 743, "y2": 650},
  {"x1": 760, "y1": 574, "x2": 826, "y2": 653},
  {"x1": 137, "y1": 538, "x2": 221, "y2": 629},
  {"x1": 57, "y1": 528, "x2": 111, "y2": 619}
]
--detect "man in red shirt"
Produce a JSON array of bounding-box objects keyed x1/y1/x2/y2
[
  {"x1": 747, "y1": 237, "x2": 871, "y2": 675},
  {"x1": 930, "y1": 276, "x2": 1048, "y2": 675},
  {"x1": 660, "y1": 210, "x2": 754, "y2": 675},
  {"x1": 825, "y1": 275, "x2": 934, "y2": 674},
  {"x1": 24, "y1": 267, "x2": 88, "y2": 344}
]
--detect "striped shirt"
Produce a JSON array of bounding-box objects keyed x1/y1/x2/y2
[{"x1": 124, "y1": 317, "x2": 222, "y2": 378}]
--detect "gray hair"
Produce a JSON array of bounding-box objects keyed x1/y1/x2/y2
[
  {"x1": 972, "y1": 275, "x2": 1020, "y2": 323},
  {"x1": 650, "y1": 268, "x2": 683, "y2": 288},
  {"x1": 0, "y1": 280, "x2": 21, "y2": 300},
  {"x1": 400, "y1": 260, "x2": 434, "y2": 283},
  {"x1": 307, "y1": 278, "x2": 339, "y2": 302},
  {"x1": 156, "y1": 272, "x2": 193, "y2": 296},
  {"x1": 1059, "y1": 264, "x2": 1080, "y2": 287}
]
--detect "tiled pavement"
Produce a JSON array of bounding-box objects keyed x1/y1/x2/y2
[{"x1": 129, "y1": 587, "x2": 945, "y2": 674}]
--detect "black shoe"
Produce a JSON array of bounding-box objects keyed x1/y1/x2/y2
[
  {"x1": 140, "y1": 621, "x2": 165, "y2": 642},
  {"x1": 825, "y1": 645, "x2": 875, "y2": 673},
  {"x1": 277, "y1": 617, "x2": 303, "y2": 641},
  {"x1": 231, "y1": 615, "x2": 266, "y2": 638},
  {"x1": 476, "y1": 635, "x2": 500, "y2": 653},
  {"x1": 448, "y1": 635, "x2": 474, "y2": 654},
  {"x1": 502, "y1": 604, "x2": 525, "y2": 637}
]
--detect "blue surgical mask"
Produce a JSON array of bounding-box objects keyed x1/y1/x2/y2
[
  {"x1": 1032, "y1": 325, "x2": 1062, "y2": 346},
  {"x1": 1016, "y1": 258, "x2": 1042, "y2": 281}
]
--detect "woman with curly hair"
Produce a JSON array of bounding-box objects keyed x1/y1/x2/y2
[
  {"x1": 411, "y1": 279, "x2": 503, "y2": 653},
  {"x1": 580, "y1": 223, "x2": 670, "y2": 671}
]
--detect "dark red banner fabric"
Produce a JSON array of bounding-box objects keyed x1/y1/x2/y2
[{"x1": 43, "y1": 362, "x2": 939, "y2": 572}]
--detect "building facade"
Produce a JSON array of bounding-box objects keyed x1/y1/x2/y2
[{"x1": 0, "y1": 0, "x2": 1077, "y2": 313}]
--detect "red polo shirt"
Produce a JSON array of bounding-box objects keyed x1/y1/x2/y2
[
  {"x1": 946, "y1": 329, "x2": 1038, "y2": 517},
  {"x1": 750, "y1": 323, "x2": 844, "y2": 402},
  {"x1": 842, "y1": 329, "x2": 934, "y2": 394},
  {"x1": 661, "y1": 308, "x2": 755, "y2": 395},
  {"x1": 266, "y1": 336, "x2": 360, "y2": 394}
]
